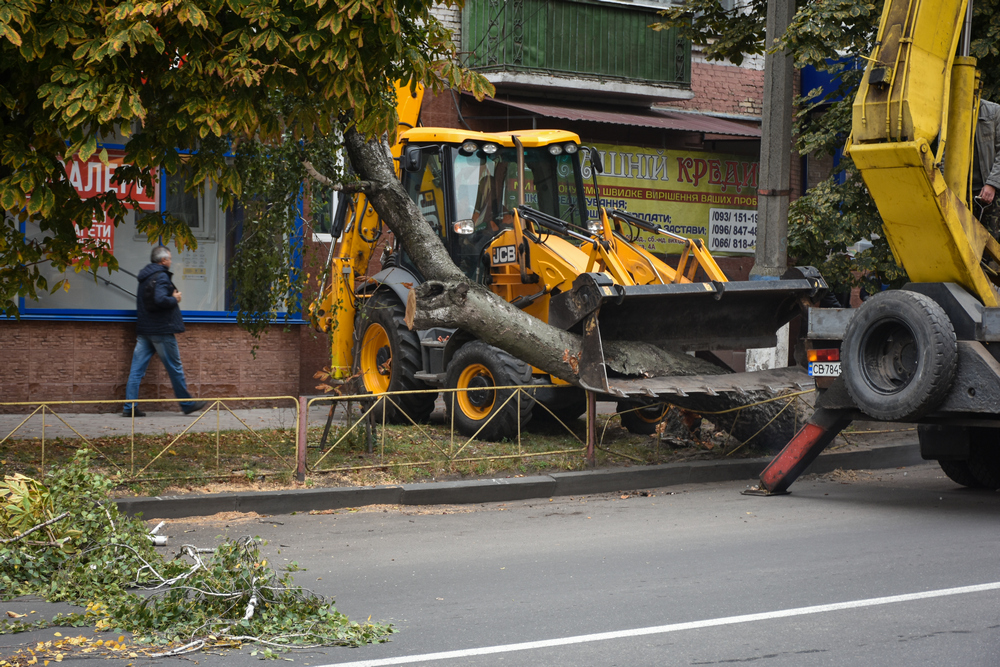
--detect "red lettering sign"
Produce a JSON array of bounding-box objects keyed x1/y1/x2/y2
[
  {"x1": 62, "y1": 149, "x2": 158, "y2": 211},
  {"x1": 73, "y1": 211, "x2": 115, "y2": 256}
]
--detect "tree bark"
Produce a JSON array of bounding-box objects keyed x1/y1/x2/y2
[{"x1": 343, "y1": 127, "x2": 796, "y2": 450}]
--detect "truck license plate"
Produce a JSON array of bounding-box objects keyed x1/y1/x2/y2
[{"x1": 809, "y1": 361, "x2": 841, "y2": 377}]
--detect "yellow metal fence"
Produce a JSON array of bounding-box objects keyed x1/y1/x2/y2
[
  {"x1": 0, "y1": 386, "x2": 591, "y2": 484},
  {"x1": 1, "y1": 386, "x2": 820, "y2": 486}
]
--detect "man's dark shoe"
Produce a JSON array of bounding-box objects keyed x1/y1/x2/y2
[
  {"x1": 123, "y1": 407, "x2": 147, "y2": 418},
  {"x1": 182, "y1": 401, "x2": 208, "y2": 415}
]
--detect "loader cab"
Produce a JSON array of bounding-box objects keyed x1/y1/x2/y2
[{"x1": 398, "y1": 130, "x2": 589, "y2": 282}]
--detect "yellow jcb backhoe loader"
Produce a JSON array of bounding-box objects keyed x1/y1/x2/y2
[{"x1": 312, "y1": 86, "x2": 828, "y2": 441}]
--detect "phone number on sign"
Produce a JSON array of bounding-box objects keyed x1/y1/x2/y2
[{"x1": 708, "y1": 208, "x2": 757, "y2": 254}]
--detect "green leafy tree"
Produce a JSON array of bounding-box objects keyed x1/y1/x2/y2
[
  {"x1": 654, "y1": 0, "x2": 1000, "y2": 296},
  {"x1": 0, "y1": 0, "x2": 492, "y2": 333}
]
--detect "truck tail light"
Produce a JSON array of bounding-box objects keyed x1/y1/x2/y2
[{"x1": 807, "y1": 348, "x2": 840, "y2": 362}]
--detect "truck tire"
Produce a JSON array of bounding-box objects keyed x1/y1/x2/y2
[
  {"x1": 965, "y1": 428, "x2": 1000, "y2": 489},
  {"x1": 355, "y1": 292, "x2": 437, "y2": 424},
  {"x1": 950, "y1": 428, "x2": 1000, "y2": 489},
  {"x1": 617, "y1": 401, "x2": 670, "y2": 436},
  {"x1": 841, "y1": 290, "x2": 956, "y2": 421},
  {"x1": 446, "y1": 341, "x2": 533, "y2": 441},
  {"x1": 938, "y1": 460, "x2": 983, "y2": 488}
]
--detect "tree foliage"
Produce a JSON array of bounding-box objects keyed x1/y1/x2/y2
[
  {"x1": 0, "y1": 0, "x2": 492, "y2": 327},
  {"x1": 654, "y1": 0, "x2": 1000, "y2": 295}
]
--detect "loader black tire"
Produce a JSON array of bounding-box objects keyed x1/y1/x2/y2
[
  {"x1": 446, "y1": 341, "x2": 533, "y2": 441},
  {"x1": 354, "y1": 292, "x2": 437, "y2": 424},
  {"x1": 617, "y1": 401, "x2": 670, "y2": 436},
  {"x1": 533, "y1": 388, "x2": 587, "y2": 426},
  {"x1": 841, "y1": 290, "x2": 957, "y2": 421}
]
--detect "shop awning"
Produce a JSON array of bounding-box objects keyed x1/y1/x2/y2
[{"x1": 482, "y1": 97, "x2": 761, "y2": 138}]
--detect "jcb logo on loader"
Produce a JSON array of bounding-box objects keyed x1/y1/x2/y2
[{"x1": 492, "y1": 245, "x2": 517, "y2": 264}]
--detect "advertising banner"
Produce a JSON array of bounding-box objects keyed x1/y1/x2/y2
[
  {"x1": 62, "y1": 149, "x2": 159, "y2": 211},
  {"x1": 73, "y1": 212, "x2": 115, "y2": 255},
  {"x1": 582, "y1": 143, "x2": 759, "y2": 256},
  {"x1": 60, "y1": 148, "x2": 158, "y2": 261}
]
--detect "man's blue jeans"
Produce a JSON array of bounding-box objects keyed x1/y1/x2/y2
[{"x1": 124, "y1": 334, "x2": 197, "y2": 412}]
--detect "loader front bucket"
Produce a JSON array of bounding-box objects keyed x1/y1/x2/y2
[{"x1": 547, "y1": 270, "x2": 827, "y2": 393}]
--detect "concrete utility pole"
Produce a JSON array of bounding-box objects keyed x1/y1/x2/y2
[
  {"x1": 747, "y1": 0, "x2": 795, "y2": 371},
  {"x1": 750, "y1": 0, "x2": 796, "y2": 279}
]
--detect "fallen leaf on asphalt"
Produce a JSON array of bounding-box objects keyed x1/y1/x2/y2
[{"x1": 5, "y1": 611, "x2": 25, "y2": 618}]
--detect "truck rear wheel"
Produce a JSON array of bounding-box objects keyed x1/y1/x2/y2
[
  {"x1": 617, "y1": 401, "x2": 670, "y2": 435},
  {"x1": 938, "y1": 460, "x2": 982, "y2": 488},
  {"x1": 841, "y1": 290, "x2": 957, "y2": 421},
  {"x1": 938, "y1": 428, "x2": 1000, "y2": 489},
  {"x1": 355, "y1": 292, "x2": 437, "y2": 424},
  {"x1": 446, "y1": 341, "x2": 533, "y2": 441}
]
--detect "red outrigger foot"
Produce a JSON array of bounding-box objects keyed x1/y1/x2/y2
[{"x1": 744, "y1": 408, "x2": 852, "y2": 496}]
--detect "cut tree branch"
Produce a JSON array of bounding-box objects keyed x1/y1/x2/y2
[
  {"x1": 0, "y1": 511, "x2": 69, "y2": 544},
  {"x1": 302, "y1": 160, "x2": 380, "y2": 194}
]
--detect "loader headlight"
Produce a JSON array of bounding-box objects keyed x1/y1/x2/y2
[
  {"x1": 453, "y1": 219, "x2": 475, "y2": 235},
  {"x1": 460, "y1": 141, "x2": 478, "y2": 155},
  {"x1": 587, "y1": 219, "x2": 603, "y2": 235},
  {"x1": 548, "y1": 144, "x2": 564, "y2": 155},
  {"x1": 564, "y1": 143, "x2": 579, "y2": 154},
  {"x1": 482, "y1": 143, "x2": 499, "y2": 155}
]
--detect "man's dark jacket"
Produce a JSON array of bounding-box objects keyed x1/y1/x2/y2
[{"x1": 136, "y1": 263, "x2": 185, "y2": 335}]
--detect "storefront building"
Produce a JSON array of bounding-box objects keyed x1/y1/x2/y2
[{"x1": 2, "y1": 0, "x2": 796, "y2": 406}]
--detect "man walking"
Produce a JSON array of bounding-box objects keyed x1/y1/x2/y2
[{"x1": 123, "y1": 246, "x2": 206, "y2": 417}]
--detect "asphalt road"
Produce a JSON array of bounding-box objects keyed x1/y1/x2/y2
[{"x1": 4, "y1": 462, "x2": 1000, "y2": 666}]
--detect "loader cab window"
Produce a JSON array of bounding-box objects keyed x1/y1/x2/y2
[
  {"x1": 527, "y1": 151, "x2": 587, "y2": 232},
  {"x1": 451, "y1": 146, "x2": 522, "y2": 281},
  {"x1": 449, "y1": 143, "x2": 588, "y2": 279},
  {"x1": 402, "y1": 152, "x2": 446, "y2": 238}
]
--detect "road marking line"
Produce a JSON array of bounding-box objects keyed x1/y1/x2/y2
[{"x1": 320, "y1": 581, "x2": 1000, "y2": 667}]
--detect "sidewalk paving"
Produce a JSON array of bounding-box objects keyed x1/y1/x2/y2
[
  {"x1": 0, "y1": 398, "x2": 622, "y2": 440},
  {"x1": 0, "y1": 403, "x2": 326, "y2": 440}
]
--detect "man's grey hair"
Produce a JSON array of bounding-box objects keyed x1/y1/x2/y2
[{"x1": 151, "y1": 246, "x2": 171, "y2": 264}]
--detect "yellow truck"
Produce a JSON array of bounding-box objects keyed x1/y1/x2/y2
[{"x1": 758, "y1": 0, "x2": 1000, "y2": 492}]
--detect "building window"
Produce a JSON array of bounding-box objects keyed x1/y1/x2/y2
[{"x1": 18, "y1": 157, "x2": 264, "y2": 320}]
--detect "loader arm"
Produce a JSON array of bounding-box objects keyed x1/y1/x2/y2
[{"x1": 310, "y1": 83, "x2": 424, "y2": 378}]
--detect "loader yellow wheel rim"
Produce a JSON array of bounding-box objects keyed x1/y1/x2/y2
[
  {"x1": 360, "y1": 323, "x2": 392, "y2": 394},
  {"x1": 456, "y1": 363, "x2": 495, "y2": 419}
]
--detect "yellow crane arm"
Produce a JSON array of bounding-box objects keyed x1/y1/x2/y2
[{"x1": 846, "y1": 0, "x2": 1000, "y2": 305}]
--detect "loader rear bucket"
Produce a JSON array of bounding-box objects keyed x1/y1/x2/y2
[{"x1": 548, "y1": 270, "x2": 827, "y2": 393}]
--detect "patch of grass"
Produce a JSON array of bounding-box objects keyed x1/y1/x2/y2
[{"x1": 0, "y1": 410, "x2": 757, "y2": 495}]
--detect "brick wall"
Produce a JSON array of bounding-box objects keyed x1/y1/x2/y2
[
  {"x1": 418, "y1": 90, "x2": 461, "y2": 130},
  {"x1": 0, "y1": 320, "x2": 328, "y2": 412},
  {"x1": 430, "y1": 5, "x2": 461, "y2": 38},
  {"x1": 670, "y1": 61, "x2": 764, "y2": 117}
]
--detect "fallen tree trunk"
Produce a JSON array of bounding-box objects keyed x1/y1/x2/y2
[
  {"x1": 406, "y1": 280, "x2": 798, "y2": 450},
  {"x1": 343, "y1": 127, "x2": 797, "y2": 451}
]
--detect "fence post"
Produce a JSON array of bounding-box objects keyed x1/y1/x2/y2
[
  {"x1": 586, "y1": 391, "x2": 596, "y2": 468},
  {"x1": 297, "y1": 396, "x2": 308, "y2": 482}
]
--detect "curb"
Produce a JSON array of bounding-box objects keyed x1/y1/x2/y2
[{"x1": 115, "y1": 442, "x2": 925, "y2": 520}]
